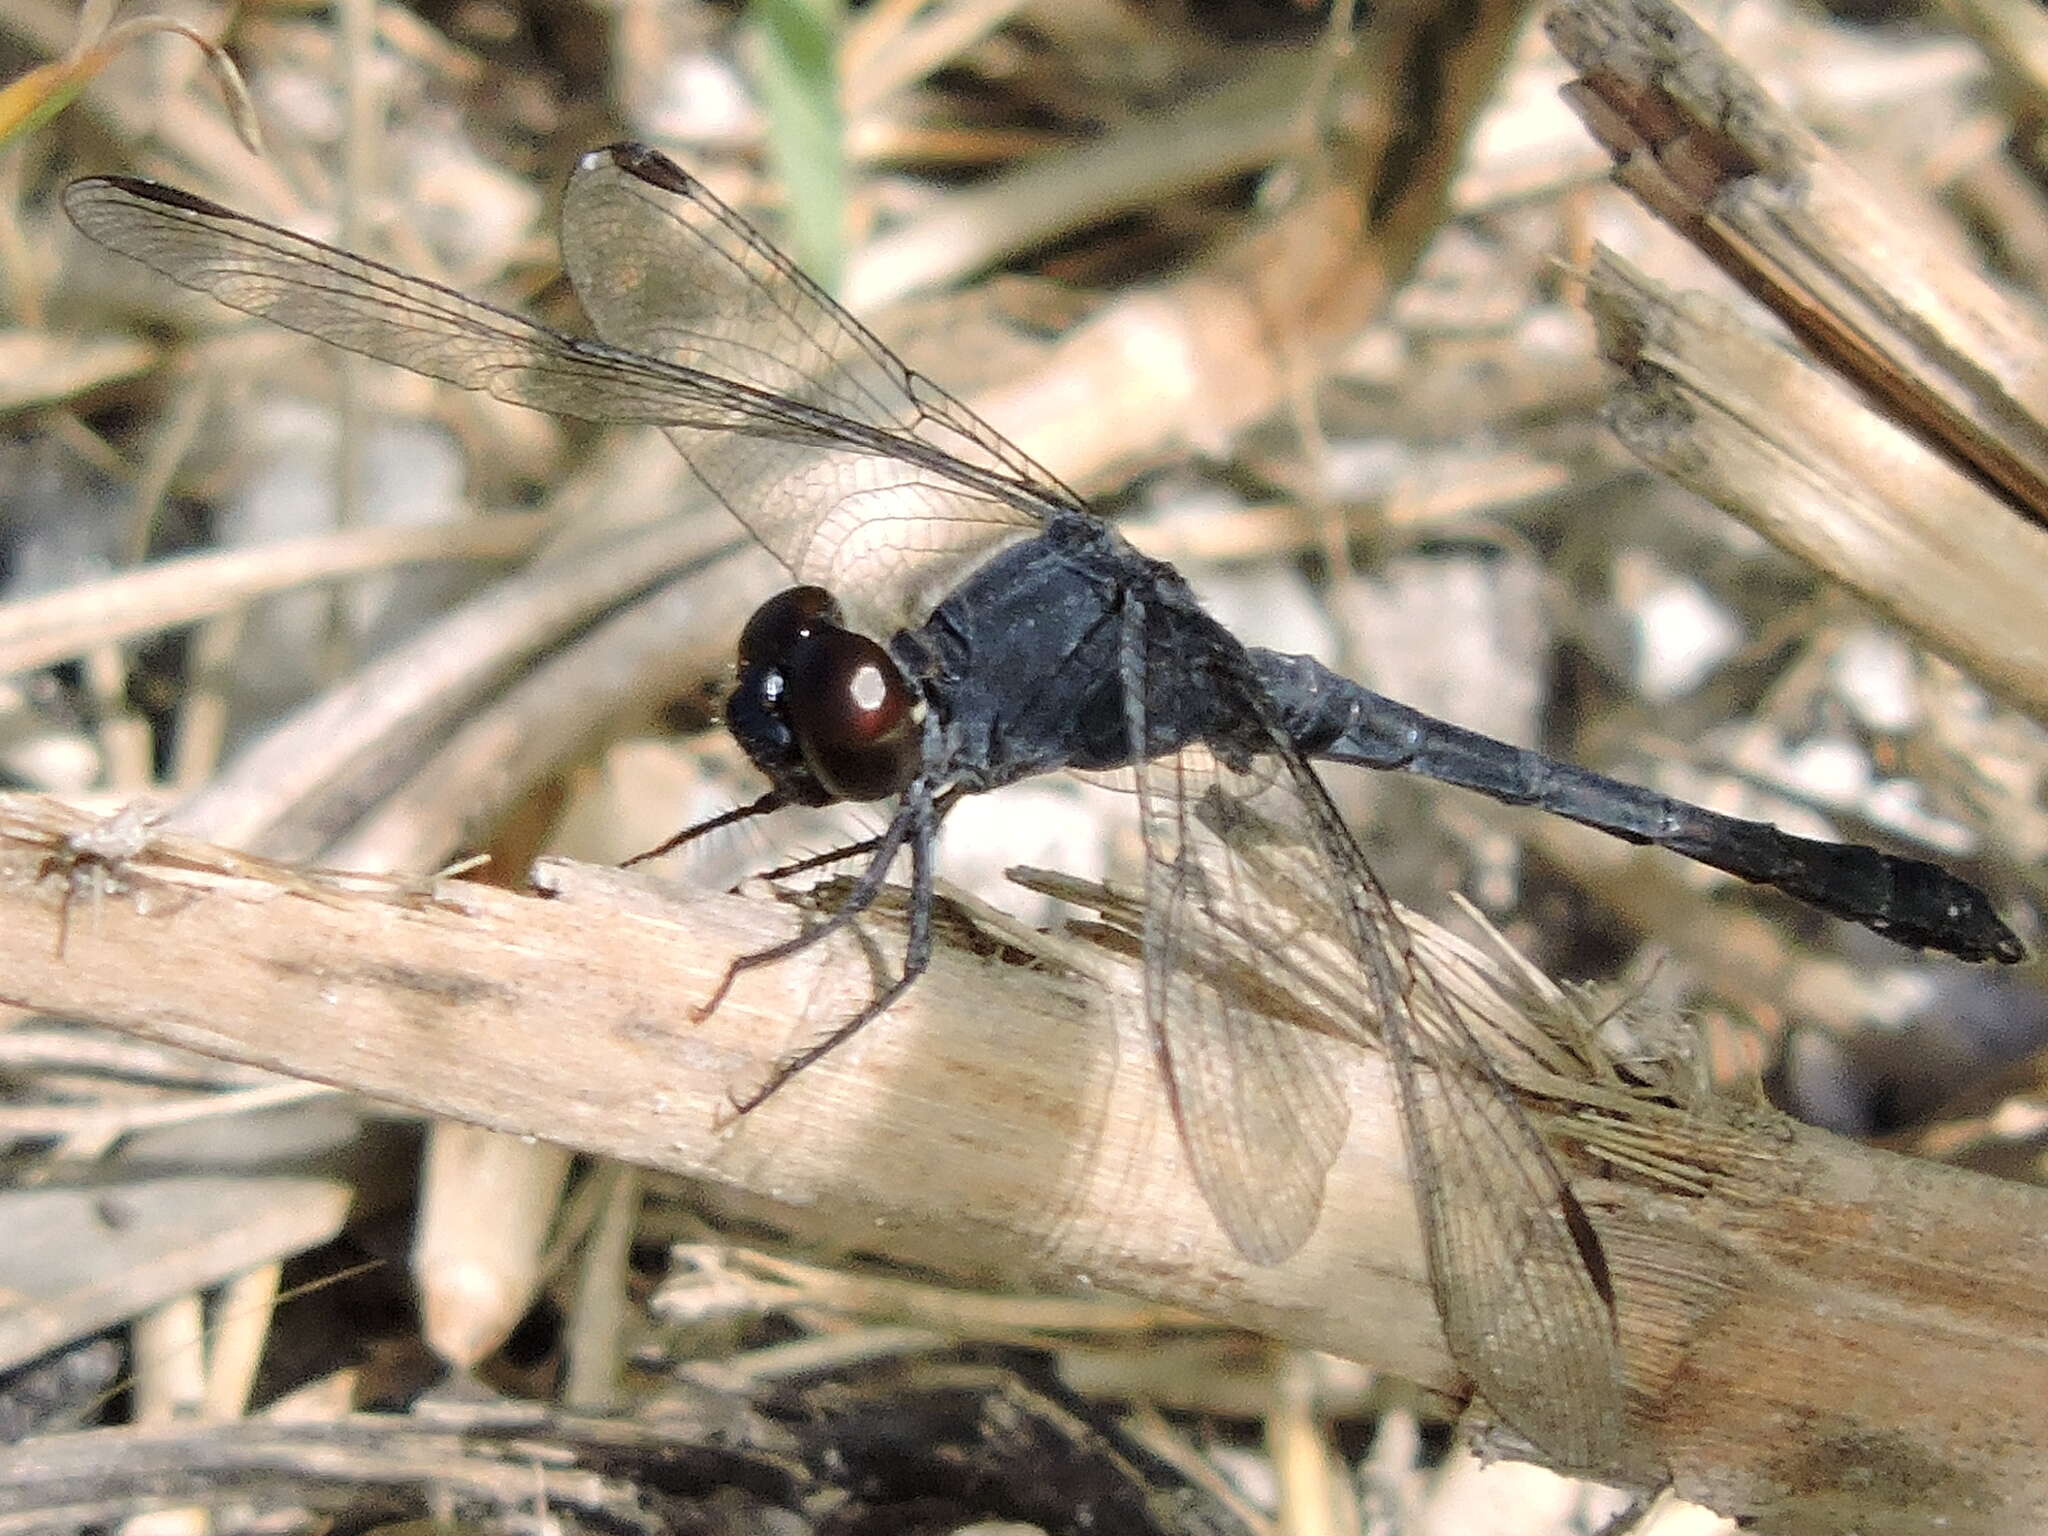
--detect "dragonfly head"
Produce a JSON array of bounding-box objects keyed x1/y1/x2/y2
[{"x1": 726, "y1": 586, "x2": 923, "y2": 806}]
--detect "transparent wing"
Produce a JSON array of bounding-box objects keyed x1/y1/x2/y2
[
  {"x1": 558, "y1": 143, "x2": 1073, "y2": 626},
  {"x1": 1120, "y1": 609, "x2": 1627, "y2": 1467},
  {"x1": 1124, "y1": 743, "x2": 1352, "y2": 1264},
  {"x1": 63, "y1": 145, "x2": 1074, "y2": 628}
]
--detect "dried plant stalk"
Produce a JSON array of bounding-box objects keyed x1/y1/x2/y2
[
  {"x1": 3, "y1": 794, "x2": 2047, "y2": 1527},
  {"x1": 1550, "y1": 0, "x2": 2048, "y2": 523},
  {"x1": 1584, "y1": 246, "x2": 2048, "y2": 719}
]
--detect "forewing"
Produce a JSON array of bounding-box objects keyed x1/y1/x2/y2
[
  {"x1": 60, "y1": 179, "x2": 847, "y2": 437},
  {"x1": 1121, "y1": 608, "x2": 1626, "y2": 1466},
  {"x1": 63, "y1": 150, "x2": 1070, "y2": 632},
  {"x1": 559, "y1": 144, "x2": 1073, "y2": 626}
]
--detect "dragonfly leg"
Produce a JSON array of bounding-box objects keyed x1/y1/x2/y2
[
  {"x1": 754, "y1": 785, "x2": 968, "y2": 883},
  {"x1": 690, "y1": 793, "x2": 914, "y2": 1022},
  {"x1": 622, "y1": 790, "x2": 786, "y2": 866},
  {"x1": 718, "y1": 777, "x2": 944, "y2": 1113}
]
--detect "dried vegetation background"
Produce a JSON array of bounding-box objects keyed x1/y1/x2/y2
[{"x1": 1, "y1": 0, "x2": 2047, "y2": 1532}]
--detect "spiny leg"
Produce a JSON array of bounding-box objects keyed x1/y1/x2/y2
[
  {"x1": 753, "y1": 785, "x2": 968, "y2": 883},
  {"x1": 724, "y1": 778, "x2": 944, "y2": 1112},
  {"x1": 691, "y1": 794, "x2": 915, "y2": 1023},
  {"x1": 622, "y1": 790, "x2": 787, "y2": 867}
]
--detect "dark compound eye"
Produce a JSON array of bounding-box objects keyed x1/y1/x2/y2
[
  {"x1": 736, "y1": 585, "x2": 841, "y2": 670},
  {"x1": 784, "y1": 627, "x2": 921, "y2": 802}
]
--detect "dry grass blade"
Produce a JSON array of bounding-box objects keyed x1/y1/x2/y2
[
  {"x1": 0, "y1": 12, "x2": 260, "y2": 153},
  {"x1": 0, "y1": 1175, "x2": 350, "y2": 1376},
  {"x1": 0, "y1": 516, "x2": 548, "y2": 675},
  {"x1": 0, "y1": 330, "x2": 154, "y2": 411},
  {"x1": 1936, "y1": 0, "x2": 2048, "y2": 121}
]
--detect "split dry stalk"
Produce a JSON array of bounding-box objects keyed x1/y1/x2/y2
[{"x1": 2, "y1": 794, "x2": 2045, "y2": 1530}]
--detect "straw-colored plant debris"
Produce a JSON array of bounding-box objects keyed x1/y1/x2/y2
[{"x1": 0, "y1": 0, "x2": 2044, "y2": 1532}]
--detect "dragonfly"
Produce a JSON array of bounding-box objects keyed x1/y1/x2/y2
[{"x1": 64, "y1": 143, "x2": 2022, "y2": 1468}]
